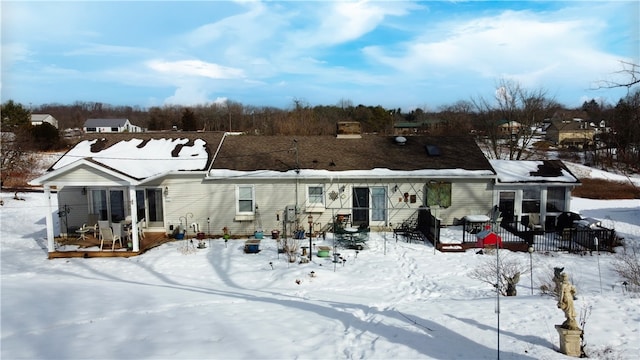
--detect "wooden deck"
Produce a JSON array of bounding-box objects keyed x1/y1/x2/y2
[{"x1": 48, "y1": 232, "x2": 175, "y2": 259}]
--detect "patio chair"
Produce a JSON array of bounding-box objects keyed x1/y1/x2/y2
[
  {"x1": 97, "y1": 220, "x2": 109, "y2": 233},
  {"x1": 137, "y1": 219, "x2": 145, "y2": 239},
  {"x1": 111, "y1": 222, "x2": 123, "y2": 241},
  {"x1": 527, "y1": 213, "x2": 543, "y2": 231},
  {"x1": 86, "y1": 214, "x2": 99, "y2": 235},
  {"x1": 99, "y1": 227, "x2": 122, "y2": 251}
]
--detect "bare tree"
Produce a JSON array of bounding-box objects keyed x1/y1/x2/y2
[
  {"x1": 595, "y1": 60, "x2": 640, "y2": 92},
  {"x1": 471, "y1": 79, "x2": 558, "y2": 160},
  {"x1": 1, "y1": 129, "x2": 38, "y2": 188}
]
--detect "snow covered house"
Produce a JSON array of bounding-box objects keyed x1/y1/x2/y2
[
  {"x1": 83, "y1": 118, "x2": 143, "y2": 133},
  {"x1": 29, "y1": 128, "x2": 582, "y2": 257},
  {"x1": 31, "y1": 114, "x2": 58, "y2": 128},
  {"x1": 30, "y1": 131, "x2": 501, "y2": 255}
]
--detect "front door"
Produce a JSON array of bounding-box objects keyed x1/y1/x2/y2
[
  {"x1": 370, "y1": 187, "x2": 387, "y2": 227},
  {"x1": 499, "y1": 191, "x2": 516, "y2": 225},
  {"x1": 352, "y1": 187, "x2": 369, "y2": 227},
  {"x1": 90, "y1": 189, "x2": 125, "y2": 222}
]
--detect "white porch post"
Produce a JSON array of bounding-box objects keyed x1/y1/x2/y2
[
  {"x1": 128, "y1": 186, "x2": 140, "y2": 252},
  {"x1": 44, "y1": 186, "x2": 55, "y2": 252}
]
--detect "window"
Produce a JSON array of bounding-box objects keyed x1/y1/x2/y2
[
  {"x1": 237, "y1": 185, "x2": 254, "y2": 214},
  {"x1": 90, "y1": 189, "x2": 108, "y2": 220},
  {"x1": 522, "y1": 188, "x2": 540, "y2": 213},
  {"x1": 547, "y1": 187, "x2": 566, "y2": 212},
  {"x1": 371, "y1": 187, "x2": 386, "y2": 221},
  {"x1": 308, "y1": 186, "x2": 324, "y2": 205},
  {"x1": 426, "y1": 182, "x2": 451, "y2": 208}
]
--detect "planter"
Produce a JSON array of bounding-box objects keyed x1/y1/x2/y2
[
  {"x1": 271, "y1": 230, "x2": 280, "y2": 239},
  {"x1": 175, "y1": 232, "x2": 185, "y2": 240},
  {"x1": 254, "y1": 231, "x2": 264, "y2": 239},
  {"x1": 317, "y1": 246, "x2": 331, "y2": 258}
]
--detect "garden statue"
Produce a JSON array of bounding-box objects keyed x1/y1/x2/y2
[
  {"x1": 557, "y1": 273, "x2": 580, "y2": 330},
  {"x1": 555, "y1": 272, "x2": 583, "y2": 357}
]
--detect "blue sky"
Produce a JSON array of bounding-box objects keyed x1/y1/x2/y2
[{"x1": 1, "y1": 1, "x2": 638, "y2": 111}]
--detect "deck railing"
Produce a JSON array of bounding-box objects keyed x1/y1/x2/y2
[{"x1": 462, "y1": 223, "x2": 619, "y2": 253}]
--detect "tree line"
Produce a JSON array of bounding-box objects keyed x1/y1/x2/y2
[{"x1": 2, "y1": 75, "x2": 639, "y2": 187}]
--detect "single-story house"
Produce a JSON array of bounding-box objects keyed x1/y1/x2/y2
[
  {"x1": 29, "y1": 124, "x2": 581, "y2": 256},
  {"x1": 30, "y1": 128, "x2": 501, "y2": 254},
  {"x1": 83, "y1": 118, "x2": 143, "y2": 133},
  {"x1": 31, "y1": 114, "x2": 58, "y2": 128}
]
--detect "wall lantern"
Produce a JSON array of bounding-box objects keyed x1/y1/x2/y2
[{"x1": 164, "y1": 187, "x2": 169, "y2": 196}]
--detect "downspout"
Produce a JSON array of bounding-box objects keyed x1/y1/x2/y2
[
  {"x1": 293, "y1": 139, "x2": 300, "y2": 227},
  {"x1": 44, "y1": 186, "x2": 55, "y2": 253}
]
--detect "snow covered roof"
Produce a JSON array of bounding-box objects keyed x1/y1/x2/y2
[
  {"x1": 51, "y1": 138, "x2": 209, "y2": 179},
  {"x1": 84, "y1": 118, "x2": 130, "y2": 128},
  {"x1": 36, "y1": 134, "x2": 497, "y2": 184},
  {"x1": 490, "y1": 159, "x2": 580, "y2": 184}
]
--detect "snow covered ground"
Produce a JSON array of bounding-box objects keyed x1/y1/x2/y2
[
  {"x1": 1, "y1": 159, "x2": 639, "y2": 359},
  {"x1": 1, "y1": 187, "x2": 638, "y2": 359}
]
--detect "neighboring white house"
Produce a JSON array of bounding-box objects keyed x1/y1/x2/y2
[
  {"x1": 83, "y1": 118, "x2": 143, "y2": 133},
  {"x1": 31, "y1": 114, "x2": 58, "y2": 128}
]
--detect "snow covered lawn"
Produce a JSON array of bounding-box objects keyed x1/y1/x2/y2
[{"x1": 1, "y1": 191, "x2": 638, "y2": 359}]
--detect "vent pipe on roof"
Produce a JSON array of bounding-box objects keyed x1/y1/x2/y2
[{"x1": 395, "y1": 136, "x2": 407, "y2": 145}]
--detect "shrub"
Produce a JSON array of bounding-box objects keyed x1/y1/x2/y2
[
  {"x1": 469, "y1": 252, "x2": 527, "y2": 296},
  {"x1": 611, "y1": 242, "x2": 640, "y2": 293}
]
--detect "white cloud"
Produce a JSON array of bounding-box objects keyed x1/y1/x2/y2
[
  {"x1": 363, "y1": 8, "x2": 631, "y2": 92},
  {"x1": 0, "y1": 43, "x2": 33, "y2": 67},
  {"x1": 163, "y1": 86, "x2": 210, "y2": 106},
  {"x1": 146, "y1": 59, "x2": 245, "y2": 79},
  {"x1": 64, "y1": 43, "x2": 153, "y2": 57},
  {"x1": 286, "y1": 1, "x2": 419, "y2": 49}
]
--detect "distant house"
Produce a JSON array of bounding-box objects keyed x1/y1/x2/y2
[
  {"x1": 496, "y1": 120, "x2": 522, "y2": 137},
  {"x1": 83, "y1": 118, "x2": 143, "y2": 133},
  {"x1": 545, "y1": 119, "x2": 595, "y2": 148},
  {"x1": 394, "y1": 119, "x2": 446, "y2": 135},
  {"x1": 31, "y1": 114, "x2": 58, "y2": 129}
]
